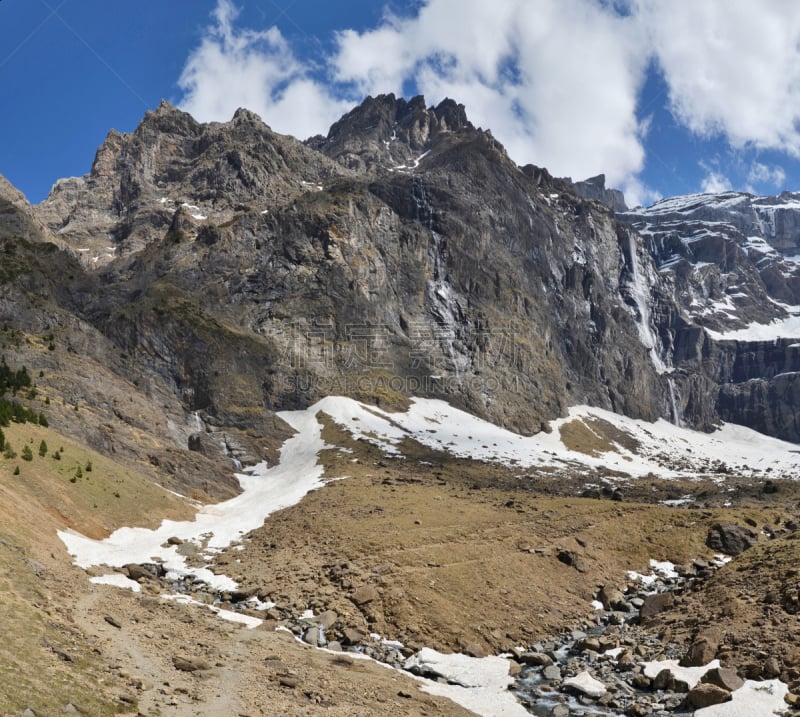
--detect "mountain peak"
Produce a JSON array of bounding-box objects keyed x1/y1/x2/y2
[
  {"x1": 231, "y1": 106, "x2": 266, "y2": 126},
  {"x1": 572, "y1": 174, "x2": 628, "y2": 212},
  {"x1": 311, "y1": 93, "x2": 476, "y2": 174},
  {"x1": 139, "y1": 100, "x2": 201, "y2": 137}
]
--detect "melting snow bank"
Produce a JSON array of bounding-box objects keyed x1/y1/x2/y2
[
  {"x1": 404, "y1": 649, "x2": 530, "y2": 717},
  {"x1": 316, "y1": 396, "x2": 800, "y2": 479},
  {"x1": 627, "y1": 559, "x2": 679, "y2": 587},
  {"x1": 58, "y1": 403, "x2": 330, "y2": 590},
  {"x1": 695, "y1": 679, "x2": 789, "y2": 716},
  {"x1": 642, "y1": 661, "x2": 789, "y2": 717},
  {"x1": 90, "y1": 574, "x2": 141, "y2": 592}
]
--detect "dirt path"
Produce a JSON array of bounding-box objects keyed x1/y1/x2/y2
[
  {"x1": 72, "y1": 583, "x2": 250, "y2": 715},
  {"x1": 69, "y1": 578, "x2": 476, "y2": 716}
]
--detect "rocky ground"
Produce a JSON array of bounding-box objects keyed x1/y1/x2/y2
[{"x1": 1, "y1": 410, "x2": 800, "y2": 716}]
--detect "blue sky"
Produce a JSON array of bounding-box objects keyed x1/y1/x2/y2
[{"x1": 2, "y1": 0, "x2": 800, "y2": 207}]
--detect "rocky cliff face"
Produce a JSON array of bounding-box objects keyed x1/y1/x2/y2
[
  {"x1": 0, "y1": 94, "x2": 796, "y2": 463},
  {"x1": 41, "y1": 97, "x2": 684, "y2": 438},
  {"x1": 621, "y1": 192, "x2": 800, "y2": 441}
]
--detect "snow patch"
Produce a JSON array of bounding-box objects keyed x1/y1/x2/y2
[
  {"x1": 162, "y1": 594, "x2": 262, "y2": 629},
  {"x1": 59, "y1": 402, "x2": 331, "y2": 591},
  {"x1": 180, "y1": 203, "x2": 207, "y2": 220},
  {"x1": 706, "y1": 314, "x2": 800, "y2": 341},
  {"x1": 405, "y1": 648, "x2": 529, "y2": 717},
  {"x1": 627, "y1": 559, "x2": 679, "y2": 586},
  {"x1": 642, "y1": 659, "x2": 720, "y2": 689},
  {"x1": 695, "y1": 679, "x2": 789, "y2": 716},
  {"x1": 90, "y1": 574, "x2": 141, "y2": 592}
]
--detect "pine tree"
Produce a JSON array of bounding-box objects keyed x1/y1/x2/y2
[
  {"x1": 38, "y1": 439, "x2": 47, "y2": 457},
  {"x1": 0, "y1": 426, "x2": 4, "y2": 452},
  {"x1": 21, "y1": 445, "x2": 33, "y2": 461}
]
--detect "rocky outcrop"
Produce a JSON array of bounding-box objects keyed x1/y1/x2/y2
[
  {"x1": 573, "y1": 174, "x2": 627, "y2": 212},
  {"x1": 308, "y1": 93, "x2": 474, "y2": 175},
  {"x1": 706, "y1": 524, "x2": 758, "y2": 556},
  {"x1": 35, "y1": 100, "x2": 350, "y2": 267}
]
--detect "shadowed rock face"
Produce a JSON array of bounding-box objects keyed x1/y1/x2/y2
[{"x1": 0, "y1": 94, "x2": 797, "y2": 456}]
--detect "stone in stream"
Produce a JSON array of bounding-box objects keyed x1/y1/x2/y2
[
  {"x1": 597, "y1": 584, "x2": 626, "y2": 611},
  {"x1": 342, "y1": 626, "x2": 367, "y2": 645},
  {"x1": 316, "y1": 610, "x2": 338, "y2": 629},
  {"x1": 652, "y1": 668, "x2": 689, "y2": 693},
  {"x1": 303, "y1": 626, "x2": 323, "y2": 647},
  {"x1": 520, "y1": 652, "x2": 554, "y2": 667},
  {"x1": 542, "y1": 664, "x2": 562, "y2": 681},
  {"x1": 638, "y1": 591, "x2": 675, "y2": 620},
  {"x1": 575, "y1": 636, "x2": 601, "y2": 653},
  {"x1": 532, "y1": 703, "x2": 570, "y2": 717}
]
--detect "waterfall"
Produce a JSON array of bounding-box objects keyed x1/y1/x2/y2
[
  {"x1": 219, "y1": 437, "x2": 244, "y2": 470},
  {"x1": 667, "y1": 377, "x2": 683, "y2": 427},
  {"x1": 626, "y1": 232, "x2": 685, "y2": 426},
  {"x1": 429, "y1": 231, "x2": 462, "y2": 381},
  {"x1": 413, "y1": 179, "x2": 464, "y2": 382},
  {"x1": 626, "y1": 232, "x2": 666, "y2": 374}
]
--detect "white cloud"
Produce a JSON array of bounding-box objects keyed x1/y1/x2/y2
[
  {"x1": 699, "y1": 163, "x2": 732, "y2": 194},
  {"x1": 636, "y1": 0, "x2": 800, "y2": 156},
  {"x1": 177, "y1": 0, "x2": 353, "y2": 138},
  {"x1": 746, "y1": 161, "x2": 786, "y2": 188},
  {"x1": 176, "y1": 0, "x2": 800, "y2": 200},
  {"x1": 621, "y1": 176, "x2": 661, "y2": 209},
  {"x1": 332, "y1": 0, "x2": 650, "y2": 187}
]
